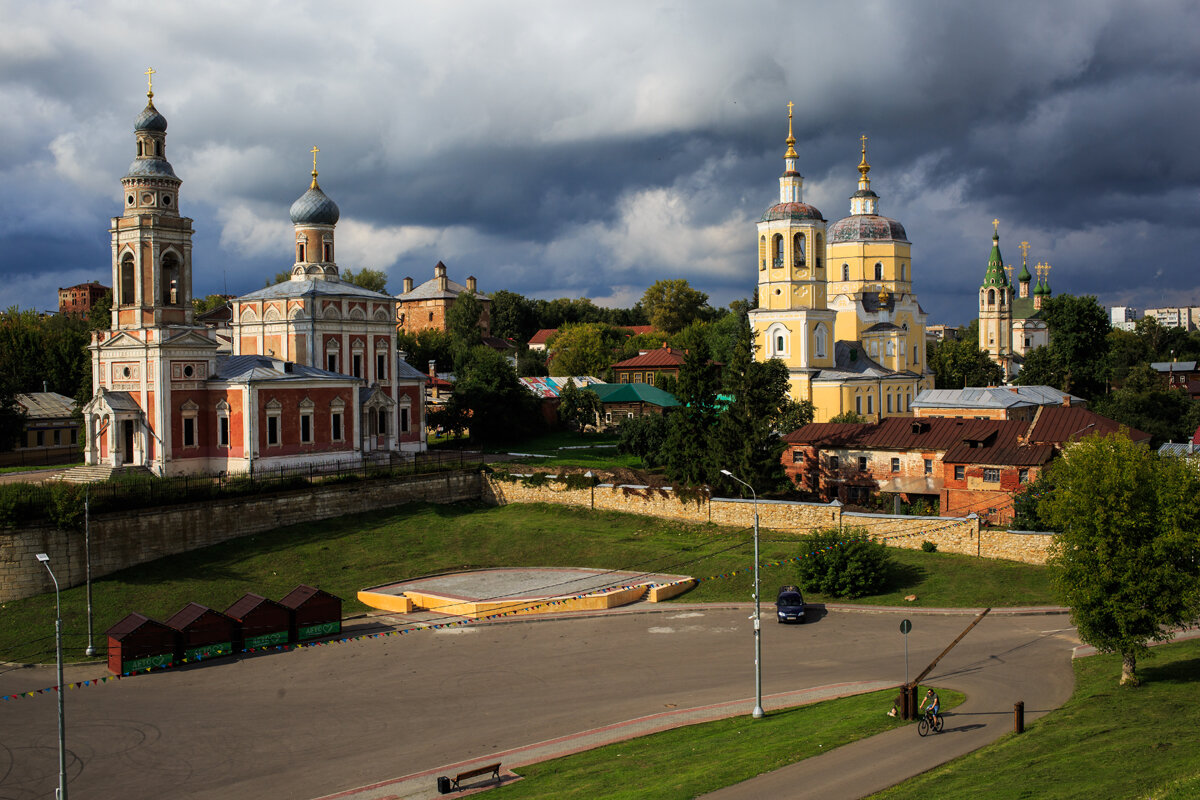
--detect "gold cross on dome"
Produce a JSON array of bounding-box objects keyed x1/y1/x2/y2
[
  {"x1": 145, "y1": 67, "x2": 155, "y2": 95},
  {"x1": 1019, "y1": 241, "x2": 1031, "y2": 263},
  {"x1": 787, "y1": 101, "x2": 794, "y2": 119},
  {"x1": 310, "y1": 145, "x2": 320, "y2": 173},
  {"x1": 993, "y1": 218, "x2": 1000, "y2": 234},
  {"x1": 861, "y1": 134, "x2": 868, "y2": 150}
]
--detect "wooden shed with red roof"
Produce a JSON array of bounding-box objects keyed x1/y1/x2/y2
[
  {"x1": 166, "y1": 603, "x2": 239, "y2": 662},
  {"x1": 280, "y1": 585, "x2": 342, "y2": 641},
  {"x1": 224, "y1": 593, "x2": 293, "y2": 650},
  {"x1": 611, "y1": 344, "x2": 696, "y2": 385},
  {"x1": 105, "y1": 613, "x2": 179, "y2": 675}
]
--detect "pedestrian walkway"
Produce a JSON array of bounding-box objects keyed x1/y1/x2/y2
[{"x1": 312, "y1": 680, "x2": 898, "y2": 800}]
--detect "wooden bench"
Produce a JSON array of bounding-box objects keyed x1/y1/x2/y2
[{"x1": 451, "y1": 762, "x2": 501, "y2": 791}]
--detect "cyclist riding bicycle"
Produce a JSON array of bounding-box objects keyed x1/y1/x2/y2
[{"x1": 918, "y1": 687, "x2": 940, "y2": 724}]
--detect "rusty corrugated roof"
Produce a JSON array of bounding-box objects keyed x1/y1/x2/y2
[
  {"x1": 857, "y1": 417, "x2": 1007, "y2": 451},
  {"x1": 943, "y1": 421, "x2": 1055, "y2": 466},
  {"x1": 612, "y1": 347, "x2": 687, "y2": 369},
  {"x1": 1027, "y1": 406, "x2": 1150, "y2": 445},
  {"x1": 165, "y1": 602, "x2": 230, "y2": 631},
  {"x1": 105, "y1": 612, "x2": 173, "y2": 639},
  {"x1": 279, "y1": 584, "x2": 339, "y2": 609},
  {"x1": 782, "y1": 422, "x2": 870, "y2": 446},
  {"x1": 224, "y1": 593, "x2": 280, "y2": 621}
]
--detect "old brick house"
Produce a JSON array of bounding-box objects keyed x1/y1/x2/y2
[{"x1": 784, "y1": 406, "x2": 1148, "y2": 524}]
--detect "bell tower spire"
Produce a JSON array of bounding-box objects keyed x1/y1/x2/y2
[
  {"x1": 111, "y1": 69, "x2": 194, "y2": 329},
  {"x1": 779, "y1": 102, "x2": 804, "y2": 203},
  {"x1": 849, "y1": 135, "x2": 879, "y2": 216}
]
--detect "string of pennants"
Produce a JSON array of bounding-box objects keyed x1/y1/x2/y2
[{"x1": 2, "y1": 522, "x2": 958, "y2": 703}]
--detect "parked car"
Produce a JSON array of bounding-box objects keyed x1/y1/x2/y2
[{"x1": 775, "y1": 585, "x2": 806, "y2": 624}]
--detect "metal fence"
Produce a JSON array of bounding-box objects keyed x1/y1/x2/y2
[{"x1": 0, "y1": 449, "x2": 486, "y2": 527}]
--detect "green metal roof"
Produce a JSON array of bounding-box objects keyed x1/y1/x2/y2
[{"x1": 589, "y1": 382, "x2": 679, "y2": 407}]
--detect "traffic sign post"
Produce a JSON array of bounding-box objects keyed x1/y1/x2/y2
[{"x1": 899, "y1": 618, "x2": 912, "y2": 717}]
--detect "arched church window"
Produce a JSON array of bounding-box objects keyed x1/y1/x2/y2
[
  {"x1": 874, "y1": 262, "x2": 883, "y2": 281},
  {"x1": 323, "y1": 242, "x2": 333, "y2": 262},
  {"x1": 772, "y1": 234, "x2": 784, "y2": 268},
  {"x1": 297, "y1": 239, "x2": 307, "y2": 263},
  {"x1": 987, "y1": 288, "x2": 996, "y2": 306},
  {"x1": 886, "y1": 341, "x2": 895, "y2": 357},
  {"x1": 815, "y1": 325, "x2": 827, "y2": 358},
  {"x1": 155, "y1": 140, "x2": 162, "y2": 157},
  {"x1": 120, "y1": 253, "x2": 135, "y2": 306},
  {"x1": 161, "y1": 251, "x2": 180, "y2": 305},
  {"x1": 900, "y1": 263, "x2": 906, "y2": 281},
  {"x1": 776, "y1": 334, "x2": 785, "y2": 353},
  {"x1": 815, "y1": 234, "x2": 823, "y2": 270},
  {"x1": 842, "y1": 264, "x2": 850, "y2": 281},
  {"x1": 759, "y1": 236, "x2": 766, "y2": 270},
  {"x1": 793, "y1": 232, "x2": 805, "y2": 267},
  {"x1": 137, "y1": 141, "x2": 143, "y2": 157}
]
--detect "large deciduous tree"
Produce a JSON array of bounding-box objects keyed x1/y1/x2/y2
[
  {"x1": 1041, "y1": 432, "x2": 1200, "y2": 686},
  {"x1": 928, "y1": 321, "x2": 1004, "y2": 389},
  {"x1": 641, "y1": 279, "x2": 712, "y2": 334},
  {"x1": 489, "y1": 290, "x2": 540, "y2": 342},
  {"x1": 1091, "y1": 364, "x2": 1200, "y2": 448},
  {"x1": 435, "y1": 345, "x2": 540, "y2": 444},
  {"x1": 556, "y1": 378, "x2": 602, "y2": 434},
  {"x1": 1018, "y1": 295, "x2": 1111, "y2": 398},
  {"x1": 546, "y1": 323, "x2": 622, "y2": 377},
  {"x1": 341, "y1": 268, "x2": 389, "y2": 293}
]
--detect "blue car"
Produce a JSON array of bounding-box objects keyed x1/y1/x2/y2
[{"x1": 775, "y1": 585, "x2": 807, "y2": 624}]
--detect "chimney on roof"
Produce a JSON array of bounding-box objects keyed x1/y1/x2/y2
[
  {"x1": 662, "y1": 341, "x2": 668, "y2": 348},
  {"x1": 43, "y1": 380, "x2": 48, "y2": 393},
  {"x1": 428, "y1": 359, "x2": 436, "y2": 378},
  {"x1": 402, "y1": 277, "x2": 413, "y2": 293},
  {"x1": 466, "y1": 276, "x2": 477, "y2": 293},
  {"x1": 434, "y1": 261, "x2": 447, "y2": 278},
  {"x1": 1008, "y1": 386, "x2": 1019, "y2": 393},
  {"x1": 1062, "y1": 395, "x2": 1071, "y2": 407}
]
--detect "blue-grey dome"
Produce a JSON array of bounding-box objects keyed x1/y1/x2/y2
[
  {"x1": 290, "y1": 183, "x2": 340, "y2": 225},
  {"x1": 828, "y1": 214, "x2": 907, "y2": 243},
  {"x1": 134, "y1": 102, "x2": 168, "y2": 132},
  {"x1": 124, "y1": 158, "x2": 178, "y2": 180}
]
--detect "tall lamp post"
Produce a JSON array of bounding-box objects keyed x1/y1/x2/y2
[
  {"x1": 720, "y1": 469, "x2": 764, "y2": 719},
  {"x1": 35, "y1": 553, "x2": 68, "y2": 799},
  {"x1": 84, "y1": 490, "x2": 94, "y2": 658}
]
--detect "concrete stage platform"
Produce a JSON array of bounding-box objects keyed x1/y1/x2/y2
[{"x1": 357, "y1": 567, "x2": 696, "y2": 618}]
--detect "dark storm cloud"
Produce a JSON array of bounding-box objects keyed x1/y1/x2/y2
[{"x1": 2, "y1": 0, "x2": 1198, "y2": 323}]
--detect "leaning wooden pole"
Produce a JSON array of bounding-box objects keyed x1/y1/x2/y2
[{"x1": 904, "y1": 607, "x2": 991, "y2": 719}]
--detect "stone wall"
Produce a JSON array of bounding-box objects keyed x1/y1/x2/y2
[
  {"x1": 482, "y1": 475, "x2": 1052, "y2": 565},
  {"x1": 1, "y1": 471, "x2": 481, "y2": 603}
]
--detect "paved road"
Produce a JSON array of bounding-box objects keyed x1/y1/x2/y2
[{"x1": 0, "y1": 606, "x2": 1077, "y2": 800}]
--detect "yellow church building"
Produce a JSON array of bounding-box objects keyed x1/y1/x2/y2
[{"x1": 749, "y1": 106, "x2": 932, "y2": 422}]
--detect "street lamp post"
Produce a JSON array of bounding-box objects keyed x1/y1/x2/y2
[
  {"x1": 84, "y1": 490, "x2": 94, "y2": 658},
  {"x1": 720, "y1": 469, "x2": 764, "y2": 719},
  {"x1": 35, "y1": 553, "x2": 68, "y2": 800}
]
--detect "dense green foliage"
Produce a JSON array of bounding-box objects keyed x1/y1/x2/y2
[
  {"x1": 556, "y1": 379, "x2": 602, "y2": 433},
  {"x1": 1041, "y1": 433, "x2": 1200, "y2": 685},
  {"x1": 1015, "y1": 294, "x2": 1112, "y2": 398},
  {"x1": 795, "y1": 527, "x2": 892, "y2": 598},
  {"x1": 616, "y1": 413, "x2": 670, "y2": 467},
  {"x1": 429, "y1": 345, "x2": 542, "y2": 443},
  {"x1": 1090, "y1": 363, "x2": 1200, "y2": 447},
  {"x1": 829, "y1": 411, "x2": 868, "y2": 424},
  {"x1": 640, "y1": 278, "x2": 714, "y2": 334},
  {"x1": 927, "y1": 320, "x2": 1004, "y2": 389},
  {"x1": 190, "y1": 293, "x2": 231, "y2": 314},
  {"x1": 397, "y1": 328, "x2": 454, "y2": 374}
]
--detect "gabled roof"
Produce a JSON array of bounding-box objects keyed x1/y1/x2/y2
[
  {"x1": 212, "y1": 355, "x2": 360, "y2": 384},
  {"x1": 224, "y1": 593, "x2": 288, "y2": 620},
  {"x1": 1026, "y1": 406, "x2": 1150, "y2": 445},
  {"x1": 1151, "y1": 361, "x2": 1199, "y2": 372},
  {"x1": 238, "y1": 277, "x2": 394, "y2": 303},
  {"x1": 612, "y1": 346, "x2": 687, "y2": 370},
  {"x1": 165, "y1": 602, "x2": 234, "y2": 631},
  {"x1": 15, "y1": 392, "x2": 76, "y2": 419},
  {"x1": 528, "y1": 328, "x2": 557, "y2": 346},
  {"x1": 396, "y1": 264, "x2": 487, "y2": 301},
  {"x1": 279, "y1": 584, "x2": 340, "y2": 609},
  {"x1": 105, "y1": 612, "x2": 175, "y2": 640},
  {"x1": 589, "y1": 383, "x2": 679, "y2": 407},
  {"x1": 395, "y1": 358, "x2": 430, "y2": 383},
  {"x1": 912, "y1": 385, "x2": 1084, "y2": 410},
  {"x1": 1159, "y1": 442, "x2": 1200, "y2": 457},
  {"x1": 782, "y1": 422, "x2": 871, "y2": 446},
  {"x1": 942, "y1": 421, "x2": 1054, "y2": 466}
]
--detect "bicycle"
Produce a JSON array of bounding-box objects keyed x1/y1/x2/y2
[{"x1": 916, "y1": 707, "x2": 944, "y2": 736}]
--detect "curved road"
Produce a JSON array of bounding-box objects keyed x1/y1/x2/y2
[{"x1": 0, "y1": 605, "x2": 1077, "y2": 800}]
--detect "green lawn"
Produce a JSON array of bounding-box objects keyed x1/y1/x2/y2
[
  {"x1": 0, "y1": 461, "x2": 82, "y2": 475},
  {"x1": 2, "y1": 502, "x2": 1052, "y2": 664},
  {"x1": 871, "y1": 638, "x2": 1200, "y2": 800},
  {"x1": 489, "y1": 688, "x2": 964, "y2": 800},
  {"x1": 490, "y1": 431, "x2": 643, "y2": 469}
]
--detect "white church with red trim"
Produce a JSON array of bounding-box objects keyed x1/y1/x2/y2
[{"x1": 83, "y1": 79, "x2": 426, "y2": 476}]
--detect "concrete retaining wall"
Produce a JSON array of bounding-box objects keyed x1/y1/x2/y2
[{"x1": 482, "y1": 475, "x2": 1052, "y2": 565}]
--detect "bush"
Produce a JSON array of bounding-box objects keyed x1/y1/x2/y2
[
  {"x1": 921, "y1": 540, "x2": 938, "y2": 553},
  {"x1": 796, "y1": 527, "x2": 892, "y2": 598}
]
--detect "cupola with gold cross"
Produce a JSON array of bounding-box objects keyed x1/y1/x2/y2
[
  {"x1": 289, "y1": 146, "x2": 341, "y2": 280},
  {"x1": 111, "y1": 68, "x2": 196, "y2": 329}
]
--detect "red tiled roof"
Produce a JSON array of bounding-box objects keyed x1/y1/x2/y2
[
  {"x1": 528, "y1": 328, "x2": 557, "y2": 346},
  {"x1": 857, "y1": 417, "x2": 1006, "y2": 451},
  {"x1": 1026, "y1": 406, "x2": 1150, "y2": 445},
  {"x1": 621, "y1": 325, "x2": 657, "y2": 336},
  {"x1": 612, "y1": 346, "x2": 687, "y2": 369}
]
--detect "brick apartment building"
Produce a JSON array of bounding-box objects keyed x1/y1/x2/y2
[{"x1": 58, "y1": 281, "x2": 110, "y2": 316}]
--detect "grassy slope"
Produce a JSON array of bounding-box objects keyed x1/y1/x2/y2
[
  {"x1": 1, "y1": 501, "x2": 1053, "y2": 663},
  {"x1": 872, "y1": 639, "x2": 1200, "y2": 800},
  {"x1": 490, "y1": 689, "x2": 964, "y2": 800}
]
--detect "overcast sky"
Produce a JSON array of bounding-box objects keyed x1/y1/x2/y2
[{"x1": 2, "y1": 0, "x2": 1197, "y2": 325}]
